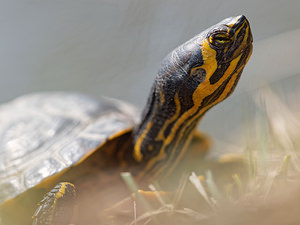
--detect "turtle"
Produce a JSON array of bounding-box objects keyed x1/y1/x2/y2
[{"x1": 0, "y1": 15, "x2": 252, "y2": 225}]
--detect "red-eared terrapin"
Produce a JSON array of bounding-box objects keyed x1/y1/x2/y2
[{"x1": 0, "y1": 15, "x2": 252, "y2": 225}]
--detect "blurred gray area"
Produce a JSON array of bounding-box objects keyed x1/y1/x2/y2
[{"x1": 1, "y1": 0, "x2": 300, "y2": 150}]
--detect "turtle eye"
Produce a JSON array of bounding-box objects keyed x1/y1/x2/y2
[{"x1": 209, "y1": 32, "x2": 232, "y2": 47}]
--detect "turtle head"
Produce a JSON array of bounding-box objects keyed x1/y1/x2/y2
[{"x1": 133, "y1": 15, "x2": 253, "y2": 179}]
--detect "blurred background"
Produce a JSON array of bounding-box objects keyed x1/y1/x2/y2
[{"x1": 1, "y1": 0, "x2": 300, "y2": 153}]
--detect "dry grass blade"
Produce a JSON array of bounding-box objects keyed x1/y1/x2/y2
[
  {"x1": 148, "y1": 184, "x2": 167, "y2": 207},
  {"x1": 232, "y1": 174, "x2": 243, "y2": 195},
  {"x1": 121, "y1": 172, "x2": 152, "y2": 212},
  {"x1": 172, "y1": 173, "x2": 189, "y2": 208},
  {"x1": 189, "y1": 172, "x2": 216, "y2": 210},
  {"x1": 205, "y1": 170, "x2": 222, "y2": 204},
  {"x1": 277, "y1": 154, "x2": 291, "y2": 178},
  {"x1": 128, "y1": 206, "x2": 211, "y2": 225}
]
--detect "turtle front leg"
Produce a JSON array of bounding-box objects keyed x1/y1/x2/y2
[
  {"x1": 189, "y1": 130, "x2": 212, "y2": 156},
  {"x1": 32, "y1": 182, "x2": 76, "y2": 225}
]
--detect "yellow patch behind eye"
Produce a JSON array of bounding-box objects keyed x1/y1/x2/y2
[{"x1": 201, "y1": 39, "x2": 217, "y2": 62}]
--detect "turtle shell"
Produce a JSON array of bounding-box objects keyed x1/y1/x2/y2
[{"x1": 0, "y1": 92, "x2": 139, "y2": 205}]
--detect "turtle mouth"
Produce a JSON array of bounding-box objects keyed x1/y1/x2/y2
[
  {"x1": 241, "y1": 42, "x2": 253, "y2": 55},
  {"x1": 239, "y1": 43, "x2": 253, "y2": 63},
  {"x1": 222, "y1": 42, "x2": 253, "y2": 65}
]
